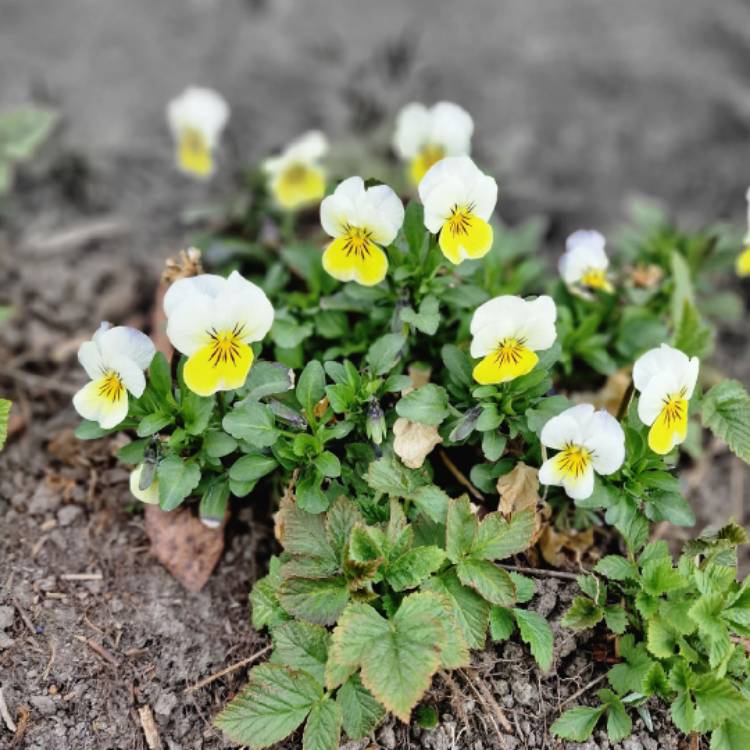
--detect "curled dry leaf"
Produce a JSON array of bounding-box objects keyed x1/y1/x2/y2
[
  {"x1": 538, "y1": 525, "x2": 595, "y2": 568},
  {"x1": 393, "y1": 417, "x2": 443, "y2": 469},
  {"x1": 496, "y1": 461, "x2": 546, "y2": 544},
  {"x1": 401, "y1": 363, "x2": 432, "y2": 396},
  {"x1": 161, "y1": 247, "x2": 204, "y2": 284},
  {"x1": 630, "y1": 263, "x2": 664, "y2": 289},
  {"x1": 144, "y1": 504, "x2": 225, "y2": 592},
  {"x1": 273, "y1": 477, "x2": 297, "y2": 544},
  {"x1": 572, "y1": 368, "x2": 631, "y2": 416}
]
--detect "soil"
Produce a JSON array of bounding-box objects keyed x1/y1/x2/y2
[{"x1": 2, "y1": 0, "x2": 750, "y2": 748}]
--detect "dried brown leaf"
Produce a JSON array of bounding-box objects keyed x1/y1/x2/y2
[{"x1": 393, "y1": 417, "x2": 443, "y2": 469}]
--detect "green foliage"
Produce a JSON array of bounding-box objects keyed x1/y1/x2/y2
[
  {"x1": 701, "y1": 380, "x2": 750, "y2": 463},
  {"x1": 0, "y1": 398, "x2": 10, "y2": 452}
]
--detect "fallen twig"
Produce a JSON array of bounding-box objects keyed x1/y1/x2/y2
[
  {"x1": 0, "y1": 687, "x2": 16, "y2": 733},
  {"x1": 498, "y1": 563, "x2": 580, "y2": 581},
  {"x1": 138, "y1": 705, "x2": 161, "y2": 750},
  {"x1": 458, "y1": 668, "x2": 513, "y2": 734},
  {"x1": 11, "y1": 597, "x2": 36, "y2": 636},
  {"x1": 183, "y1": 645, "x2": 271, "y2": 694},
  {"x1": 558, "y1": 672, "x2": 607, "y2": 709},
  {"x1": 73, "y1": 635, "x2": 119, "y2": 666},
  {"x1": 439, "y1": 450, "x2": 483, "y2": 501},
  {"x1": 61, "y1": 573, "x2": 103, "y2": 582}
]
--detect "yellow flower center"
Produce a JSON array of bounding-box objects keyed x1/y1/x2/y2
[
  {"x1": 445, "y1": 203, "x2": 476, "y2": 238},
  {"x1": 177, "y1": 126, "x2": 212, "y2": 177},
  {"x1": 341, "y1": 225, "x2": 374, "y2": 259},
  {"x1": 580, "y1": 268, "x2": 612, "y2": 292},
  {"x1": 207, "y1": 325, "x2": 246, "y2": 367},
  {"x1": 555, "y1": 443, "x2": 592, "y2": 479},
  {"x1": 495, "y1": 337, "x2": 527, "y2": 367},
  {"x1": 409, "y1": 143, "x2": 446, "y2": 184},
  {"x1": 98, "y1": 370, "x2": 125, "y2": 403},
  {"x1": 648, "y1": 388, "x2": 689, "y2": 455},
  {"x1": 273, "y1": 162, "x2": 326, "y2": 210},
  {"x1": 472, "y1": 337, "x2": 539, "y2": 385}
]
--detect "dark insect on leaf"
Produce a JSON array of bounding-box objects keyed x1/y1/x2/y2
[{"x1": 139, "y1": 437, "x2": 160, "y2": 491}]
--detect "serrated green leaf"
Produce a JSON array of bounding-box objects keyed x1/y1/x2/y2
[
  {"x1": 640, "y1": 557, "x2": 685, "y2": 596},
  {"x1": 693, "y1": 674, "x2": 750, "y2": 725},
  {"x1": 472, "y1": 509, "x2": 535, "y2": 561},
  {"x1": 400, "y1": 295, "x2": 440, "y2": 335},
  {"x1": 701, "y1": 380, "x2": 750, "y2": 464},
  {"x1": 386, "y1": 545, "x2": 446, "y2": 592},
  {"x1": 0, "y1": 106, "x2": 57, "y2": 161},
  {"x1": 596, "y1": 689, "x2": 632, "y2": 743},
  {"x1": 278, "y1": 577, "x2": 349, "y2": 626},
  {"x1": 489, "y1": 606, "x2": 516, "y2": 641},
  {"x1": 328, "y1": 593, "x2": 446, "y2": 721},
  {"x1": 181, "y1": 390, "x2": 214, "y2": 435},
  {"x1": 550, "y1": 705, "x2": 605, "y2": 741},
  {"x1": 514, "y1": 608, "x2": 553, "y2": 671},
  {"x1": 445, "y1": 495, "x2": 478, "y2": 562},
  {"x1": 411, "y1": 484, "x2": 450, "y2": 524},
  {"x1": 646, "y1": 618, "x2": 678, "y2": 659},
  {"x1": 395, "y1": 384, "x2": 450, "y2": 426},
  {"x1": 156, "y1": 456, "x2": 201, "y2": 511},
  {"x1": 594, "y1": 555, "x2": 638, "y2": 581},
  {"x1": 711, "y1": 721, "x2": 750, "y2": 750},
  {"x1": 674, "y1": 299, "x2": 714, "y2": 359},
  {"x1": 214, "y1": 663, "x2": 321, "y2": 748},
  {"x1": 325, "y1": 496, "x2": 362, "y2": 560},
  {"x1": 336, "y1": 675, "x2": 385, "y2": 740},
  {"x1": 250, "y1": 571, "x2": 290, "y2": 631},
  {"x1": 456, "y1": 558, "x2": 516, "y2": 606},
  {"x1": 603, "y1": 605, "x2": 628, "y2": 635},
  {"x1": 561, "y1": 597, "x2": 604, "y2": 630},
  {"x1": 302, "y1": 696, "x2": 341, "y2": 750},
  {"x1": 270, "y1": 621, "x2": 329, "y2": 685}
]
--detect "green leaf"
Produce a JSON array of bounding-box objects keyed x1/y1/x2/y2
[
  {"x1": 204, "y1": 430, "x2": 238, "y2": 458},
  {"x1": 136, "y1": 412, "x2": 173, "y2": 437},
  {"x1": 711, "y1": 721, "x2": 750, "y2": 750},
  {"x1": 395, "y1": 384, "x2": 450, "y2": 426},
  {"x1": 701, "y1": 380, "x2": 750, "y2": 463},
  {"x1": 336, "y1": 675, "x2": 385, "y2": 740},
  {"x1": 441, "y1": 344, "x2": 473, "y2": 389},
  {"x1": 250, "y1": 562, "x2": 291, "y2": 631},
  {"x1": 525, "y1": 395, "x2": 572, "y2": 434},
  {"x1": 116, "y1": 437, "x2": 149, "y2": 464},
  {"x1": 297, "y1": 361, "x2": 326, "y2": 414},
  {"x1": 594, "y1": 555, "x2": 638, "y2": 581},
  {"x1": 513, "y1": 608, "x2": 553, "y2": 670},
  {"x1": 400, "y1": 295, "x2": 440, "y2": 335},
  {"x1": 674, "y1": 299, "x2": 714, "y2": 359},
  {"x1": 550, "y1": 705, "x2": 605, "y2": 741},
  {"x1": 243, "y1": 360, "x2": 293, "y2": 400},
  {"x1": 411, "y1": 485, "x2": 450, "y2": 524},
  {"x1": 314, "y1": 451, "x2": 341, "y2": 478},
  {"x1": 445, "y1": 496, "x2": 478, "y2": 562},
  {"x1": 0, "y1": 106, "x2": 57, "y2": 161},
  {"x1": 74, "y1": 419, "x2": 114, "y2": 440},
  {"x1": 386, "y1": 546, "x2": 446, "y2": 592},
  {"x1": 402, "y1": 201, "x2": 426, "y2": 255},
  {"x1": 562, "y1": 597, "x2": 604, "y2": 630},
  {"x1": 230, "y1": 454, "x2": 278, "y2": 483},
  {"x1": 223, "y1": 402, "x2": 279, "y2": 448},
  {"x1": 423, "y1": 570, "x2": 489, "y2": 649},
  {"x1": 181, "y1": 390, "x2": 214, "y2": 435},
  {"x1": 199, "y1": 479, "x2": 230, "y2": 526},
  {"x1": 596, "y1": 689, "x2": 632, "y2": 743},
  {"x1": 456, "y1": 558, "x2": 515, "y2": 606},
  {"x1": 325, "y1": 496, "x2": 362, "y2": 560},
  {"x1": 365, "y1": 454, "x2": 425, "y2": 499},
  {"x1": 214, "y1": 663, "x2": 321, "y2": 748},
  {"x1": 472, "y1": 510, "x2": 535, "y2": 561},
  {"x1": 603, "y1": 605, "x2": 628, "y2": 635},
  {"x1": 366, "y1": 333, "x2": 406, "y2": 376},
  {"x1": 156, "y1": 457, "x2": 201, "y2": 511},
  {"x1": 640, "y1": 558, "x2": 685, "y2": 596},
  {"x1": 608, "y1": 635, "x2": 655, "y2": 694},
  {"x1": 489, "y1": 606, "x2": 516, "y2": 641},
  {"x1": 328, "y1": 593, "x2": 446, "y2": 722},
  {"x1": 670, "y1": 250, "x2": 694, "y2": 327},
  {"x1": 296, "y1": 466, "x2": 329, "y2": 513},
  {"x1": 646, "y1": 618, "x2": 678, "y2": 659},
  {"x1": 302, "y1": 696, "x2": 342, "y2": 750},
  {"x1": 0, "y1": 398, "x2": 9, "y2": 451},
  {"x1": 271, "y1": 621, "x2": 329, "y2": 686},
  {"x1": 278, "y1": 577, "x2": 349, "y2": 626},
  {"x1": 693, "y1": 674, "x2": 750, "y2": 725},
  {"x1": 148, "y1": 352, "x2": 172, "y2": 398}
]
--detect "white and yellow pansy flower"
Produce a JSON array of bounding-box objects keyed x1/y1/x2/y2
[
  {"x1": 73, "y1": 323, "x2": 156, "y2": 429},
  {"x1": 539, "y1": 404, "x2": 625, "y2": 500},
  {"x1": 393, "y1": 101, "x2": 474, "y2": 185},
  {"x1": 559, "y1": 230, "x2": 613, "y2": 293},
  {"x1": 470, "y1": 295, "x2": 557, "y2": 385},
  {"x1": 129, "y1": 464, "x2": 160, "y2": 504},
  {"x1": 320, "y1": 176, "x2": 404, "y2": 287},
  {"x1": 419, "y1": 156, "x2": 498, "y2": 265},
  {"x1": 263, "y1": 130, "x2": 328, "y2": 211},
  {"x1": 633, "y1": 343, "x2": 699, "y2": 455},
  {"x1": 164, "y1": 271, "x2": 274, "y2": 397},
  {"x1": 736, "y1": 186, "x2": 750, "y2": 277},
  {"x1": 166, "y1": 87, "x2": 229, "y2": 179}
]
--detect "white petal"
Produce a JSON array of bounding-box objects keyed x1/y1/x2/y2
[
  {"x1": 563, "y1": 465, "x2": 595, "y2": 500},
  {"x1": 583, "y1": 411, "x2": 625, "y2": 475},
  {"x1": 469, "y1": 318, "x2": 518, "y2": 358},
  {"x1": 129, "y1": 465, "x2": 160, "y2": 504},
  {"x1": 166, "y1": 295, "x2": 215, "y2": 356},
  {"x1": 163, "y1": 274, "x2": 227, "y2": 317},
  {"x1": 517, "y1": 296, "x2": 557, "y2": 351},
  {"x1": 108, "y1": 354, "x2": 147, "y2": 397},
  {"x1": 263, "y1": 130, "x2": 328, "y2": 175},
  {"x1": 538, "y1": 456, "x2": 564, "y2": 488},
  {"x1": 98, "y1": 326, "x2": 155, "y2": 371},
  {"x1": 420, "y1": 174, "x2": 466, "y2": 233},
  {"x1": 681, "y1": 356, "x2": 700, "y2": 400},
  {"x1": 73, "y1": 380, "x2": 129, "y2": 429},
  {"x1": 392, "y1": 102, "x2": 430, "y2": 159},
  {"x1": 320, "y1": 176, "x2": 365, "y2": 237},
  {"x1": 465, "y1": 172, "x2": 498, "y2": 222},
  {"x1": 540, "y1": 404, "x2": 594, "y2": 449},
  {"x1": 559, "y1": 230, "x2": 608, "y2": 284},
  {"x1": 637, "y1": 370, "x2": 681, "y2": 426},
  {"x1": 78, "y1": 340, "x2": 105, "y2": 380},
  {"x1": 429, "y1": 102, "x2": 474, "y2": 156},
  {"x1": 213, "y1": 272, "x2": 275, "y2": 343},
  {"x1": 360, "y1": 184, "x2": 404, "y2": 245},
  {"x1": 167, "y1": 87, "x2": 229, "y2": 146},
  {"x1": 470, "y1": 295, "x2": 528, "y2": 336},
  {"x1": 633, "y1": 344, "x2": 690, "y2": 394}
]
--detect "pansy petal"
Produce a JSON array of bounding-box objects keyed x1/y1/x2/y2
[
  {"x1": 73, "y1": 379, "x2": 129, "y2": 430},
  {"x1": 98, "y1": 326, "x2": 156, "y2": 371},
  {"x1": 439, "y1": 214, "x2": 493, "y2": 264},
  {"x1": 563, "y1": 465, "x2": 595, "y2": 500},
  {"x1": 78, "y1": 341, "x2": 105, "y2": 380},
  {"x1": 166, "y1": 295, "x2": 215, "y2": 356},
  {"x1": 633, "y1": 344, "x2": 689, "y2": 394},
  {"x1": 392, "y1": 103, "x2": 430, "y2": 159},
  {"x1": 538, "y1": 456, "x2": 564, "y2": 488},
  {"x1": 429, "y1": 101, "x2": 474, "y2": 156},
  {"x1": 167, "y1": 87, "x2": 229, "y2": 147},
  {"x1": 215, "y1": 272, "x2": 275, "y2": 343},
  {"x1": 163, "y1": 274, "x2": 227, "y2": 317},
  {"x1": 322, "y1": 236, "x2": 388, "y2": 287},
  {"x1": 517, "y1": 296, "x2": 557, "y2": 351},
  {"x1": 360, "y1": 184, "x2": 404, "y2": 245},
  {"x1": 540, "y1": 404, "x2": 595, "y2": 449},
  {"x1": 129, "y1": 465, "x2": 160, "y2": 504},
  {"x1": 584, "y1": 411, "x2": 625, "y2": 475},
  {"x1": 184, "y1": 339, "x2": 254, "y2": 397},
  {"x1": 648, "y1": 402, "x2": 688, "y2": 455},
  {"x1": 472, "y1": 347, "x2": 538, "y2": 385}
]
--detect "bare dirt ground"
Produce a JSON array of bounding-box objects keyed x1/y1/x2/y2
[{"x1": 1, "y1": 0, "x2": 750, "y2": 748}]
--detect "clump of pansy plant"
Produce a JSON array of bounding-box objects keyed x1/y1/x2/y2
[{"x1": 70, "y1": 93, "x2": 750, "y2": 750}]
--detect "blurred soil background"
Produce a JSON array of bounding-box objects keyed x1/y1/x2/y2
[{"x1": 1, "y1": 0, "x2": 749, "y2": 748}]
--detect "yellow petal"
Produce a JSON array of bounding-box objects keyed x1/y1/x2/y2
[
  {"x1": 736, "y1": 246, "x2": 750, "y2": 277},
  {"x1": 439, "y1": 213, "x2": 493, "y2": 264},
  {"x1": 580, "y1": 269, "x2": 614, "y2": 293},
  {"x1": 184, "y1": 339, "x2": 254, "y2": 396},
  {"x1": 472, "y1": 345, "x2": 538, "y2": 385},
  {"x1": 272, "y1": 164, "x2": 326, "y2": 210},
  {"x1": 648, "y1": 398, "x2": 688, "y2": 454},
  {"x1": 322, "y1": 236, "x2": 388, "y2": 287},
  {"x1": 177, "y1": 127, "x2": 213, "y2": 178},
  {"x1": 408, "y1": 144, "x2": 445, "y2": 186}
]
